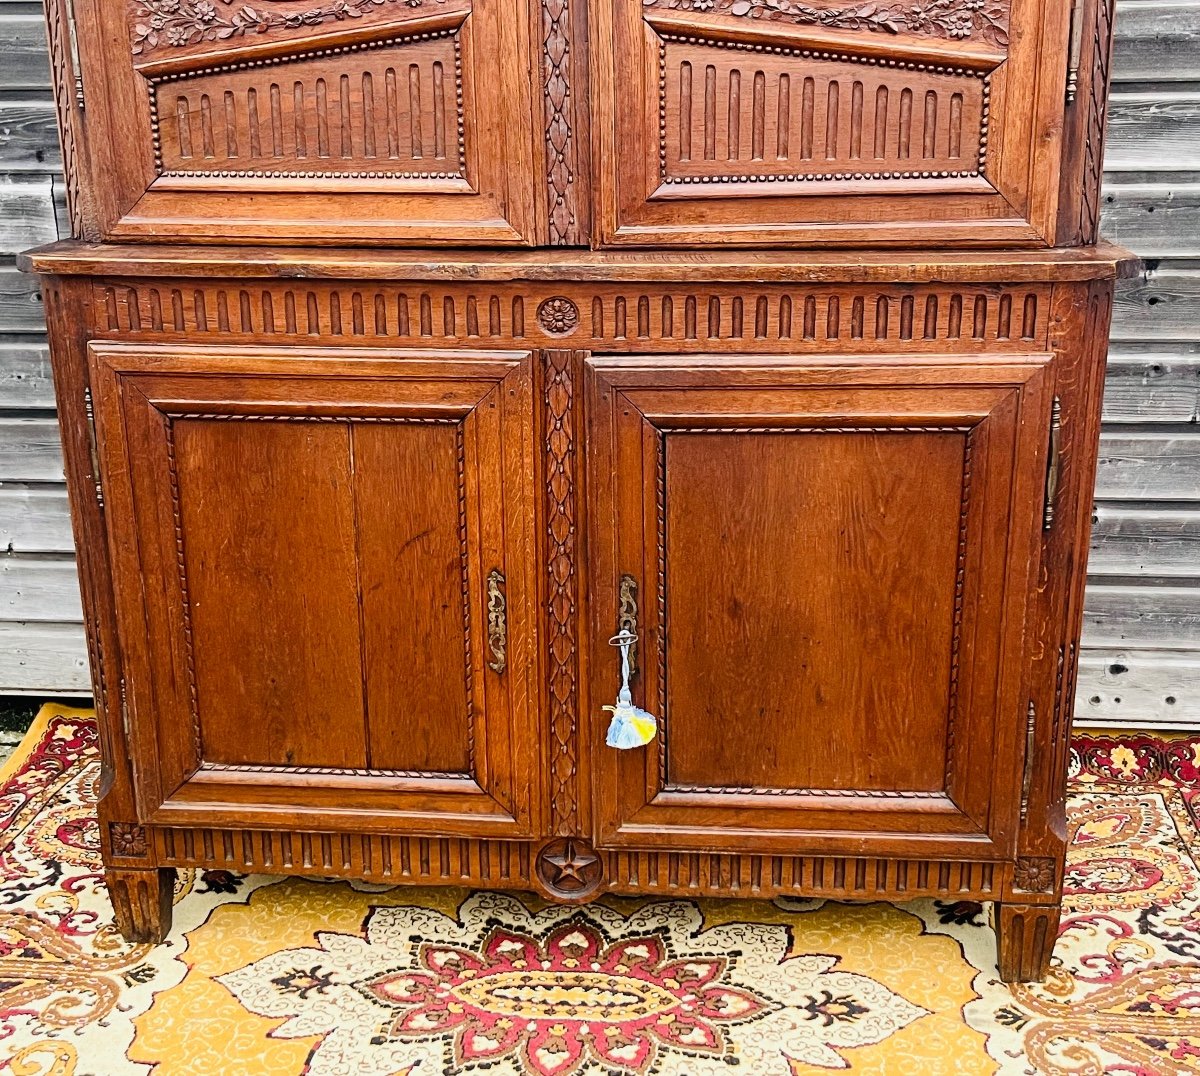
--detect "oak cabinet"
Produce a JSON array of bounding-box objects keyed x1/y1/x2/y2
[
  {"x1": 88, "y1": 343, "x2": 541, "y2": 836},
  {"x1": 28, "y1": 0, "x2": 1127, "y2": 989}
]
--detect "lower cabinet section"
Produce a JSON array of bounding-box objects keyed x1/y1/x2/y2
[{"x1": 32, "y1": 255, "x2": 1119, "y2": 981}]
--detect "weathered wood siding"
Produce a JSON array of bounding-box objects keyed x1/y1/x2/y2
[
  {"x1": 1083, "y1": 0, "x2": 1200, "y2": 728},
  {"x1": 0, "y1": 0, "x2": 1198, "y2": 725}
]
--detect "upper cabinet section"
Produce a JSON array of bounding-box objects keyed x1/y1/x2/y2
[
  {"x1": 44, "y1": 0, "x2": 1114, "y2": 246},
  {"x1": 590, "y1": 0, "x2": 1117, "y2": 247},
  {"x1": 52, "y1": 0, "x2": 542, "y2": 243}
]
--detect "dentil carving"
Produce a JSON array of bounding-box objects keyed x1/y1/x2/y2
[
  {"x1": 642, "y1": 0, "x2": 1010, "y2": 47},
  {"x1": 131, "y1": 0, "x2": 446, "y2": 55}
]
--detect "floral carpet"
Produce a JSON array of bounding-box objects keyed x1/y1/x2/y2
[{"x1": 1, "y1": 706, "x2": 1199, "y2": 1074}]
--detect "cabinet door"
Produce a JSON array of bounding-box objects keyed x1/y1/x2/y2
[
  {"x1": 91, "y1": 344, "x2": 539, "y2": 836},
  {"x1": 587, "y1": 353, "x2": 1051, "y2": 859},
  {"x1": 592, "y1": 0, "x2": 1074, "y2": 246},
  {"x1": 69, "y1": 0, "x2": 536, "y2": 243}
]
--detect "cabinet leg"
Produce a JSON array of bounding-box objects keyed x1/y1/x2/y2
[
  {"x1": 106, "y1": 866, "x2": 176, "y2": 943},
  {"x1": 995, "y1": 901, "x2": 1061, "y2": 983}
]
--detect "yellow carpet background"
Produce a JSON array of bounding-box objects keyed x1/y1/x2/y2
[{"x1": 0, "y1": 704, "x2": 1198, "y2": 1075}]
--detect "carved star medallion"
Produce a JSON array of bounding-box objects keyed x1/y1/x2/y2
[{"x1": 536, "y1": 837, "x2": 603, "y2": 899}]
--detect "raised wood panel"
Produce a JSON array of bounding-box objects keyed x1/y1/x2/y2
[
  {"x1": 89, "y1": 343, "x2": 540, "y2": 836},
  {"x1": 587, "y1": 352, "x2": 1051, "y2": 857},
  {"x1": 170, "y1": 417, "x2": 373, "y2": 770},
  {"x1": 657, "y1": 36, "x2": 989, "y2": 190},
  {"x1": 151, "y1": 33, "x2": 466, "y2": 185},
  {"x1": 64, "y1": 0, "x2": 538, "y2": 243},
  {"x1": 664, "y1": 428, "x2": 964, "y2": 793},
  {"x1": 0, "y1": 621, "x2": 89, "y2": 693},
  {"x1": 594, "y1": 0, "x2": 1077, "y2": 246}
]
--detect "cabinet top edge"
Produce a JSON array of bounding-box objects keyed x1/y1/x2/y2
[{"x1": 19, "y1": 242, "x2": 1139, "y2": 284}]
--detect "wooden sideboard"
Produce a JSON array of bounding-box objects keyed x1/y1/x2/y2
[{"x1": 25, "y1": 0, "x2": 1129, "y2": 983}]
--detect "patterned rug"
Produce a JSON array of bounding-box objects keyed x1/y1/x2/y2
[{"x1": 1, "y1": 705, "x2": 1199, "y2": 1075}]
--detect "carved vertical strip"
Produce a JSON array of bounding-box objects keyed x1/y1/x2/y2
[
  {"x1": 1079, "y1": 0, "x2": 1114, "y2": 243},
  {"x1": 545, "y1": 351, "x2": 580, "y2": 834},
  {"x1": 44, "y1": 0, "x2": 93, "y2": 236},
  {"x1": 542, "y1": 0, "x2": 585, "y2": 245},
  {"x1": 1054, "y1": 0, "x2": 1116, "y2": 242}
]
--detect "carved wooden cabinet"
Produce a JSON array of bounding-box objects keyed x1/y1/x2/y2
[{"x1": 25, "y1": 0, "x2": 1129, "y2": 984}]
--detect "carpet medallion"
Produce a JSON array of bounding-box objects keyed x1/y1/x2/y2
[{"x1": 1, "y1": 705, "x2": 1198, "y2": 1075}]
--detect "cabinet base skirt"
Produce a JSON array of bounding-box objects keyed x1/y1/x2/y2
[
  {"x1": 141, "y1": 825, "x2": 1007, "y2": 903},
  {"x1": 113, "y1": 825, "x2": 1057, "y2": 981}
]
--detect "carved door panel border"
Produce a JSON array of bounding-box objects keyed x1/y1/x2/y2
[
  {"x1": 89, "y1": 342, "x2": 543, "y2": 837},
  {"x1": 585, "y1": 352, "x2": 1053, "y2": 859},
  {"x1": 70, "y1": 0, "x2": 540, "y2": 243},
  {"x1": 590, "y1": 0, "x2": 1074, "y2": 247}
]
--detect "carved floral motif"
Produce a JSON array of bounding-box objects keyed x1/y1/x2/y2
[
  {"x1": 109, "y1": 821, "x2": 149, "y2": 858},
  {"x1": 536, "y1": 297, "x2": 580, "y2": 336},
  {"x1": 131, "y1": 0, "x2": 445, "y2": 55},
  {"x1": 643, "y1": 0, "x2": 1010, "y2": 48},
  {"x1": 1013, "y1": 856, "x2": 1057, "y2": 893}
]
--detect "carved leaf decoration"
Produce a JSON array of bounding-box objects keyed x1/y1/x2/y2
[
  {"x1": 641, "y1": 0, "x2": 1009, "y2": 47},
  {"x1": 131, "y1": 0, "x2": 442, "y2": 54}
]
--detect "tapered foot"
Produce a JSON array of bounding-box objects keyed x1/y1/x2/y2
[
  {"x1": 995, "y1": 901, "x2": 1061, "y2": 982},
  {"x1": 106, "y1": 866, "x2": 176, "y2": 943}
]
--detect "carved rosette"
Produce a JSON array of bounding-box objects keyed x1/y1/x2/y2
[
  {"x1": 1012, "y1": 856, "x2": 1057, "y2": 894},
  {"x1": 109, "y1": 821, "x2": 149, "y2": 858},
  {"x1": 537, "y1": 297, "x2": 580, "y2": 336},
  {"x1": 642, "y1": 0, "x2": 1010, "y2": 47}
]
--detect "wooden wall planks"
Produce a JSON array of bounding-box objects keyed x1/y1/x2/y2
[{"x1": 0, "y1": 0, "x2": 1198, "y2": 727}]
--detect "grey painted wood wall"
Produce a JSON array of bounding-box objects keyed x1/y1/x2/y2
[{"x1": 1, "y1": 0, "x2": 1198, "y2": 727}]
